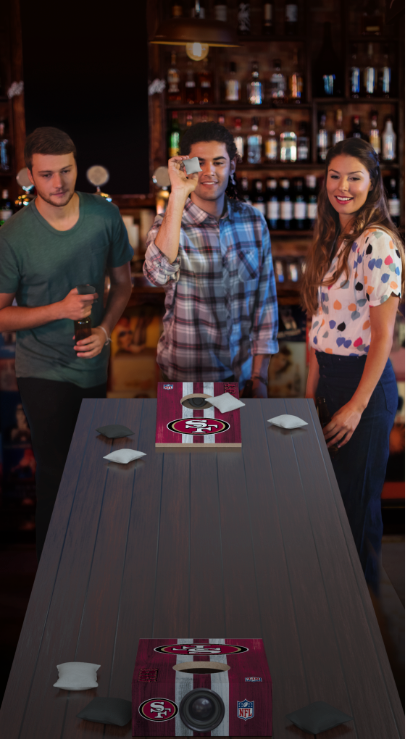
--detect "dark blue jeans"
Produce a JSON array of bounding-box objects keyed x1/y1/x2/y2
[{"x1": 316, "y1": 352, "x2": 398, "y2": 594}]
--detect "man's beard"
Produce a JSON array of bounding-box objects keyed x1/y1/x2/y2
[{"x1": 37, "y1": 189, "x2": 75, "y2": 208}]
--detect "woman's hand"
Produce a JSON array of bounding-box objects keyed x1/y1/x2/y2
[
  {"x1": 323, "y1": 401, "x2": 363, "y2": 448},
  {"x1": 73, "y1": 327, "x2": 107, "y2": 358}
]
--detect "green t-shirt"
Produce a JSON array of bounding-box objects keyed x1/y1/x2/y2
[{"x1": 0, "y1": 192, "x2": 133, "y2": 387}]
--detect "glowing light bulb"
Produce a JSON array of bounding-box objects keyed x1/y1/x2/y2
[{"x1": 186, "y1": 42, "x2": 209, "y2": 61}]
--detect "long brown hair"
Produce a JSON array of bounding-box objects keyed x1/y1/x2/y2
[{"x1": 302, "y1": 138, "x2": 405, "y2": 315}]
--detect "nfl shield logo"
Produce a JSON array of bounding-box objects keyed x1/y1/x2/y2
[
  {"x1": 163, "y1": 384, "x2": 173, "y2": 390},
  {"x1": 237, "y1": 699, "x2": 254, "y2": 721}
]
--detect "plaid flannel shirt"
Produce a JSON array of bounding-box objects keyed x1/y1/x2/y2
[{"x1": 143, "y1": 196, "x2": 279, "y2": 387}]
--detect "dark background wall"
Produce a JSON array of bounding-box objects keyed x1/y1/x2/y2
[{"x1": 20, "y1": 0, "x2": 150, "y2": 195}]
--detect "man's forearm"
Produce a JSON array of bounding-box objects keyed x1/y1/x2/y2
[
  {"x1": 251, "y1": 354, "x2": 270, "y2": 381},
  {"x1": 0, "y1": 302, "x2": 63, "y2": 332},
  {"x1": 99, "y1": 280, "x2": 132, "y2": 336},
  {"x1": 154, "y1": 192, "x2": 186, "y2": 264}
]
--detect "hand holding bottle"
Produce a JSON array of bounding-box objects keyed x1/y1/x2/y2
[{"x1": 57, "y1": 287, "x2": 98, "y2": 321}]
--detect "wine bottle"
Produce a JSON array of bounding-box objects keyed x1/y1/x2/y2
[
  {"x1": 214, "y1": 0, "x2": 227, "y2": 22},
  {"x1": 233, "y1": 118, "x2": 245, "y2": 161},
  {"x1": 247, "y1": 117, "x2": 262, "y2": 164},
  {"x1": 332, "y1": 109, "x2": 345, "y2": 145},
  {"x1": 247, "y1": 61, "x2": 262, "y2": 104},
  {"x1": 168, "y1": 112, "x2": 181, "y2": 158},
  {"x1": 251, "y1": 179, "x2": 266, "y2": 217},
  {"x1": 285, "y1": 0, "x2": 298, "y2": 35},
  {"x1": 269, "y1": 59, "x2": 286, "y2": 104},
  {"x1": 264, "y1": 117, "x2": 278, "y2": 161},
  {"x1": 349, "y1": 45, "x2": 360, "y2": 98},
  {"x1": 224, "y1": 62, "x2": 240, "y2": 102},
  {"x1": 314, "y1": 22, "x2": 341, "y2": 97},
  {"x1": 297, "y1": 121, "x2": 309, "y2": 161},
  {"x1": 293, "y1": 178, "x2": 306, "y2": 230},
  {"x1": 279, "y1": 178, "x2": 293, "y2": 230},
  {"x1": 387, "y1": 178, "x2": 400, "y2": 227},
  {"x1": 382, "y1": 118, "x2": 396, "y2": 161},
  {"x1": 369, "y1": 111, "x2": 381, "y2": 157},
  {"x1": 363, "y1": 43, "x2": 377, "y2": 98},
  {"x1": 238, "y1": 1, "x2": 251, "y2": 34},
  {"x1": 280, "y1": 118, "x2": 297, "y2": 162},
  {"x1": 305, "y1": 175, "x2": 318, "y2": 229},
  {"x1": 317, "y1": 112, "x2": 329, "y2": 162},
  {"x1": 288, "y1": 48, "x2": 304, "y2": 104},
  {"x1": 351, "y1": 115, "x2": 367, "y2": 141},
  {"x1": 379, "y1": 45, "x2": 392, "y2": 98},
  {"x1": 262, "y1": 0, "x2": 273, "y2": 35},
  {"x1": 265, "y1": 178, "x2": 279, "y2": 229},
  {"x1": 167, "y1": 52, "x2": 182, "y2": 103}
]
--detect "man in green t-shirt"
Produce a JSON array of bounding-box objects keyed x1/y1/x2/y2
[{"x1": 0, "y1": 127, "x2": 133, "y2": 559}]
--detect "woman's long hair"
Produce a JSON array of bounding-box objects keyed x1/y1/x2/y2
[{"x1": 301, "y1": 138, "x2": 405, "y2": 315}]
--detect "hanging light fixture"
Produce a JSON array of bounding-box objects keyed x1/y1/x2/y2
[{"x1": 150, "y1": 0, "x2": 240, "y2": 62}]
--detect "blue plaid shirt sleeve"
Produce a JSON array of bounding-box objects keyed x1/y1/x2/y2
[
  {"x1": 143, "y1": 215, "x2": 181, "y2": 286},
  {"x1": 251, "y1": 218, "x2": 279, "y2": 355}
]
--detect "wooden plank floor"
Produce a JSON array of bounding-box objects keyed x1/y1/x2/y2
[{"x1": 0, "y1": 399, "x2": 403, "y2": 738}]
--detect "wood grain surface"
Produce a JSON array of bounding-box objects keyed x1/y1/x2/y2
[{"x1": 0, "y1": 399, "x2": 403, "y2": 738}]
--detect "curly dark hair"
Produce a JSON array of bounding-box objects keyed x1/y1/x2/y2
[{"x1": 180, "y1": 122, "x2": 239, "y2": 199}]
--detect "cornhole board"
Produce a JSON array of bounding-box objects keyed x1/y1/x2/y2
[
  {"x1": 132, "y1": 638, "x2": 273, "y2": 736},
  {"x1": 155, "y1": 382, "x2": 242, "y2": 448}
]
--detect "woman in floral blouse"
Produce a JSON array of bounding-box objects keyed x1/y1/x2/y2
[{"x1": 302, "y1": 138, "x2": 404, "y2": 593}]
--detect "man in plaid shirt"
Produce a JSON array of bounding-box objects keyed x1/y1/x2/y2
[{"x1": 144, "y1": 122, "x2": 278, "y2": 397}]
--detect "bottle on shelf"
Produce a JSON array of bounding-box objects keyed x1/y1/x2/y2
[
  {"x1": 363, "y1": 43, "x2": 377, "y2": 98},
  {"x1": 185, "y1": 64, "x2": 197, "y2": 104},
  {"x1": 168, "y1": 111, "x2": 181, "y2": 158},
  {"x1": 218, "y1": 114, "x2": 225, "y2": 126},
  {"x1": 251, "y1": 179, "x2": 266, "y2": 216},
  {"x1": 279, "y1": 178, "x2": 293, "y2": 229},
  {"x1": 349, "y1": 45, "x2": 360, "y2": 99},
  {"x1": 247, "y1": 61, "x2": 263, "y2": 104},
  {"x1": 247, "y1": 117, "x2": 262, "y2": 163},
  {"x1": 387, "y1": 178, "x2": 400, "y2": 227},
  {"x1": 351, "y1": 115, "x2": 368, "y2": 141},
  {"x1": 265, "y1": 117, "x2": 278, "y2": 161},
  {"x1": 369, "y1": 111, "x2": 381, "y2": 157},
  {"x1": 305, "y1": 174, "x2": 318, "y2": 229},
  {"x1": 198, "y1": 58, "x2": 213, "y2": 104},
  {"x1": 186, "y1": 112, "x2": 194, "y2": 127},
  {"x1": 214, "y1": 0, "x2": 227, "y2": 22},
  {"x1": 293, "y1": 178, "x2": 306, "y2": 230},
  {"x1": 317, "y1": 112, "x2": 329, "y2": 162},
  {"x1": 0, "y1": 189, "x2": 13, "y2": 226},
  {"x1": 239, "y1": 177, "x2": 252, "y2": 204},
  {"x1": 297, "y1": 121, "x2": 310, "y2": 161},
  {"x1": 237, "y1": 1, "x2": 251, "y2": 35},
  {"x1": 262, "y1": 0, "x2": 274, "y2": 34},
  {"x1": 167, "y1": 52, "x2": 182, "y2": 103},
  {"x1": 379, "y1": 46, "x2": 392, "y2": 98},
  {"x1": 0, "y1": 122, "x2": 10, "y2": 172},
  {"x1": 288, "y1": 48, "x2": 304, "y2": 104},
  {"x1": 382, "y1": 117, "x2": 396, "y2": 161},
  {"x1": 191, "y1": 0, "x2": 205, "y2": 17},
  {"x1": 171, "y1": 1, "x2": 183, "y2": 17},
  {"x1": 332, "y1": 109, "x2": 345, "y2": 145},
  {"x1": 269, "y1": 59, "x2": 286, "y2": 104},
  {"x1": 280, "y1": 119, "x2": 297, "y2": 162},
  {"x1": 360, "y1": 0, "x2": 384, "y2": 35},
  {"x1": 285, "y1": 0, "x2": 299, "y2": 35},
  {"x1": 233, "y1": 118, "x2": 245, "y2": 161},
  {"x1": 224, "y1": 62, "x2": 240, "y2": 102},
  {"x1": 265, "y1": 178, "x2": 280, "y2": 229},
  {"x1": 314, "y1": 21, "x2": 341, "y2": 97},
  {"x1": 274, "y1": 259, "x2": 285, "y2": 283}
]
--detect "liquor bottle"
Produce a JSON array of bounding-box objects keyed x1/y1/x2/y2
[
  {"x1": 168, "y1": 111, "x2": 181, "y2": 158},
  {"x1": 349, "y1": 45, "x2": 360, "y2": 98},
  {"x1": 247, "y1": 61, "x2": 262, "y2": 104},
  {"x1": 351, "y1": 115, "x2": 367, "y2": 141},
  {"x1": 382, "y1": 118, "x2": 396, "y2": 161},
  {"x1": 251, "y1": 179, "x2": 266, "y2": 217},
  {"x1": 274, "y1": 259, "x2": 285, "y2": 283},
  {"x1": 240, "y1": 177, "x2": 252, "y2": 204},
  {"x1": 293, "y1": 178, "x2": 306, "y2": 230},
  {"x1": 379, "y1": 46, "x2": 392, "y2": 98},
  {"x1": 297, "y1": 121, "x2": 309, "y2": 161},
  {"x1": 171, "y1": 1, "x2": 183, "y2": 17},
  {"x1": 233, "y1": 118, "x2": 245, "y2": 161},
  {"x1": 369, "y1": 111, "x2": 381, "y2": 157},
  {"x1": 265, "y1": 178, "x2": 280, "y2": 229},
  {"x1": 191, "y1": 0, "x2": 205, "y2": 17},
  {"x1": 185, "y1": 65, "x2": 197, "y2": 104},
  {"x1": 224, "y1": 62, "x2": 240, "y2": 102},
  {"x1": 387, "y1": 178, "x2": 400, "y2": 227},
  {"x1": 186, "y1": 112, "x2": 193, "y2": 127},
  {"x1": 247, "y1": 117, "x2": 262, "y2": 163},
  {"x1": 363, "y1": 43, "x2": 377, "y2": 97},
  {"x1": 279, "y1": 178, "x2": 293, "y2": 229},
  {"x1": 218, "y1": 114, "x2": 225, "y2": 126},
  {"x1": 214, "y1": 0, "x2": 227, "y2": 22},
  {"x1": 262, "y1": 0, "x2": 273, "y2": 35},
  {"x1": 314, "y1": 22, "x2": 341, "y2": 97},
  {"x1": 198, "y1": 58, "x2": 213, "y2": 104},
  {"x1": 269, "y1": 59, "x2": 286, "y2": 104},
  {"x1": 0, "y1": 189, "x2": 13, "y2": 225},
  {"x1": 167, "y1": 52, "x2": 182, "y2": 103},
  {"x1": 280, "y1": 119, "x2": 297, "y2": 162},
  {"x1": 360, "y1": 0, "x2": 383, "y2": 35},
  {"x1": 285, "y1": 0, "x2": 298, "y2": 35},
  {"x1": 264, "y1": 117, "x2": 278, "y2": 161},
  {"x1": 0, "y1": 122, "x2": 10, "y2": 172},
  {"x1": 238, "y1": 1, "x2": 251, "y2": 34},
  {"x1": 288, "y1": 48, "x2": 304, "y2": 104},
  {"x1": 332, "y1": 109, "x2": 345, "y2": 145},
  {"x1": 317, "y1": 112, "x2": 329, "y2": 162},
  {"x1": 305, "y1": 174, "x2": 318, "y2": 229},
  {"x1": 316, "y1": 397, "x2": 339, "y2": 456}
]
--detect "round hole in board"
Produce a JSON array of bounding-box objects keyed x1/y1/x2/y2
[
  {"x1": 180, "y1": 393, "x2": 214, "y2": 410},
  {"x1": 173, "y1": 661, "x2": 230, "y2": 675}
]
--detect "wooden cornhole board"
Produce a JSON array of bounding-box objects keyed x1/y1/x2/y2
[{"x1": 155, "y1": 382, "x2": 242, "y2": 448}]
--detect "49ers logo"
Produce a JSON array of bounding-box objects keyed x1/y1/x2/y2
[
  {"x1": 139, "y1": 698, "x2": 178, "y2": 722},
  {"x1": 154, "y1": 644, "x2": 248, "y2": 655},
  {"x1": 167, "y1": 418, "x2": 230, "y2": 435}
]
